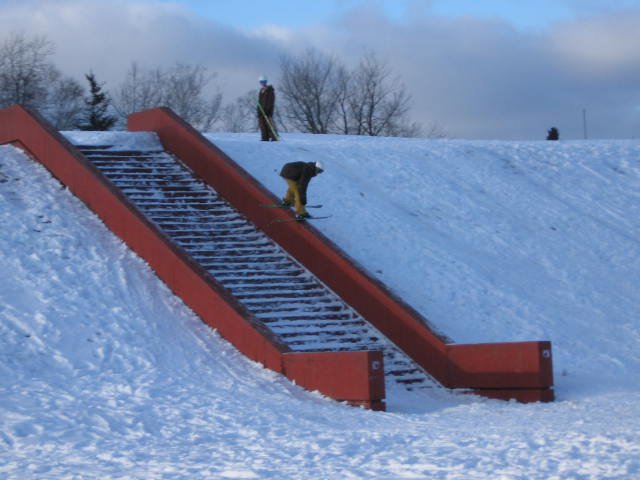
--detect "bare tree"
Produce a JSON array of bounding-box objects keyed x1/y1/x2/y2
[
  {"x1": 0, "y1": 32, "x2": 58, "y2": 109},
  {"x1": 277, "y1": 49, "x2": 439, "y2": 138},
  {"x1": 44, "y1": 76, "x2": 85, "y2": 130},
  {"x1": 333, "y1": 64, "x2": 353, "y2": 135},
  {"x1": 218, "y1": 90, "x2": 259, "y2": 132},
  {"x1": 164, "y1": 63, "x2": 222, "y2": 131},
  {"x1": 278, "y1": 48, "x2": 345, "y2": 134},
  {"x1": 114, "y1": 62, "x2": 223, "y2": 131},
  {"x1": 347, "y1": 52, "x2": 416, "y2": 137},
  {"x1": 424, "y1": 121, "x2": 448, "y2": 139},
  {"x1": 0, "y1": 32, "x2": 87, "y2": 129},
  {"x1": 113, "y1": 62, "x2": 164, "y2": 116}
]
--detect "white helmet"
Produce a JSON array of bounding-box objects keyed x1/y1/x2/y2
[
  {"x1": 258, "y1": 75, "x2": 267, "y2": 84},
  {"x1": 315, "y1": 161, "x2": 324, "y2": 172}
]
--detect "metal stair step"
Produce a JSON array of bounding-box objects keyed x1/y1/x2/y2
[
  {"x1": 229, "y1": 286, "x2": 325, "y2": 295},
  {"x1": 258, "y1": 312, "x2": 359, "y2": 323}
]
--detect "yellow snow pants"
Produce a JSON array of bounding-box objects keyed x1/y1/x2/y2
[{"x1": 283, "y1": 179, "x2": 306, "y2": 215}]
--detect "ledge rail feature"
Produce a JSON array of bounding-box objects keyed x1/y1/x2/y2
[
  {"x1": 128, "y1": 107, "x2": 554, "y2": 402},
  {"x1": 0, "y1": 104, "x2": 387, "y2": 410}
]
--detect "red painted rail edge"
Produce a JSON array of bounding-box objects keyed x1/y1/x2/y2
[
  {"x1": 0, "y1": 104, "x2": 386, "y2": 409},
  {"x1": 128, "y1": 107, "x2": 555, "y2": 402}
]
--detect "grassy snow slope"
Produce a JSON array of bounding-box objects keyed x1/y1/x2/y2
[{"x1": 1, "y1": 133, "x2": 639, "y2": 478}]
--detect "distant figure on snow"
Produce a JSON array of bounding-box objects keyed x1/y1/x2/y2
[
  {"x1": 257, "y1": 76, "x2": 278, "y2": 141},
  {"x1": 280, "y1": 161, "x2": 324, "y2": 219}
]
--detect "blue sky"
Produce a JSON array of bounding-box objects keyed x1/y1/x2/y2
[
  {"x1": 1, "y1": 0, "x2": 639, "y2": 139},
  {"x1": 180, "y1": 0, "x2": 632, "y2": 30}
]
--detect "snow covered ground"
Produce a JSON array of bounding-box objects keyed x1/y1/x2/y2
[{"x1": 1, "y1": 132, "x2": 639, "y2": 478}]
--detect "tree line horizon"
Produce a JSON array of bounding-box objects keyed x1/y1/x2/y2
[{"x1": 0, "y1": 32, "x2": 447, "y2": 138}]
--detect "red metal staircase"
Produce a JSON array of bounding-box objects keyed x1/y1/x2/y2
[
  {"x1": 74, "y1": 142, "x2": 438, "y2": 392},
  {"x1": 0, "y1": 104, "x2": 554, "y2": 410}
]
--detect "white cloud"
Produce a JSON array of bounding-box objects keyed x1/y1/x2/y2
[
  {"x1": 1, "y1": 0, "x2": 639, "y2": 138},
  {"x1": 245, "y1": 24, "x2": 296, "y2": 44},
  {"x1": 309, "y1": 5, "x2": 640, "y2": 138},
  {"x1": 549, "y1": 12, "x2": 640, "y2": 76},
  {"x1": 0, "y1": 0, "x2": 286, "y2": 97}
]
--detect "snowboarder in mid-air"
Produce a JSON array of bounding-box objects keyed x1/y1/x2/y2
[{"x1": 280, "y1": 161, "x2": 324, "y2": 219}]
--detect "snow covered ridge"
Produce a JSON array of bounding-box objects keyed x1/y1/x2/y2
[
  {"x1": 1, "y1": 126, "x2": 640, "y2": 478},
  {"x1": 63, "y1": 130, "x2": 162, "y2": 151}
]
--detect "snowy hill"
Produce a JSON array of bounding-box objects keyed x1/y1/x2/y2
[{"x1": 1, "y1": 134, "x2": 639, "y2": 478}]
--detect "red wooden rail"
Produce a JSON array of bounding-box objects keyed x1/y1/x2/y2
[
  {"x1": 0, "y1": 104, "x2": 386, "y2": 410},
  {"x1": 129, "y1": 107, "x2": 555, "y2": 402}
]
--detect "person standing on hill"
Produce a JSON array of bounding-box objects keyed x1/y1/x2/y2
[
  {"x1": 257, "y1": 76, "x2": 278, "y2": 141},
  {"x1": 280, "y1": 161, "x2": 324, "y2": 219}
]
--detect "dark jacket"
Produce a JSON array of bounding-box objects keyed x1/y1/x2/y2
[
  {"x1": 258, "y1": 85, "x2": 275, "y2": 117},
  {"x1": 280, "y1": 161, "x2": 319, "y2": 205}
]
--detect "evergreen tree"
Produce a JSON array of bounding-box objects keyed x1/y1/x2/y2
[
  {"x1": 546, "y1": 127, "x2": 559, "y2": 141},
  {"x1": 79, "y1": 72, "x2": 116, "y2": 130}
]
